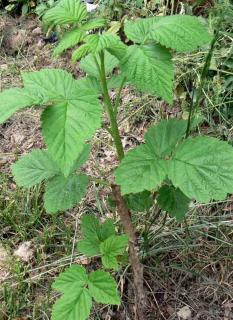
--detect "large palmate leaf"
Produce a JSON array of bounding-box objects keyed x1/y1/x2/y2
[
  {"x1": 43, "y1": 0, "x2": 87, "y2": 25},
  {"x1": 115, "y1": 119, "x2": 186, "y2": 194},
  {"x1": 12, "y1": 150, "x2": 59, "y2": 187},
  {"x1": 0, "y1": 88, "x2": 41, "y2": 124},
  {"x1": 44, "y1": 174, "x2": 89, "y2": 213},
  {"x1": 124, "y1": 15, "x2": 211, "y2": 52},
  {"x1": 88, "y1": 270, "x2": 121, "y2": 305},
  {"x1": 157, "y1": 185, "x2": 190, "y2": 221},
  {"x1": 22, "y1": 69, "x2": 101, "y2": 176},
  {"x1": 54, "y1": 28, "x2": 85, "y2": 57},
  {"x1": 125, "y1": 190, "x2": 154, "y2": 211},
  {"x1": 120, "y1": 44, "x2": 174, "y2": 103},
  {"x1": 117, "y1": 119, "x2": 233, "y2": 203},
  {"x1": 168, "y1": 136, "x2": 233, "y2": 203}
]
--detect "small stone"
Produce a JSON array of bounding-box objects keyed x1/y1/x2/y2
[
  {"x1": 14, "y1": 241, "x2": 34, "y2": 263},
  {"x1": 177, "y1": 306, "x2": 192, "y2": 320},
  {"x1": 37, "y1": 39, "x2": 45, "y2": 48},
  {"x1": 32, "y1": 27, "x2": 42, "y2": 35}
]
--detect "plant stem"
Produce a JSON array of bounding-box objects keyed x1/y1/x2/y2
[
  {"x1": 185, "y1": 23, "x2": 221, "y2": 138},
  {"x1": 112, "y1": 185, "x2": 147, "y2": 319},
  {"x1": 98, "y1": 51, "x2": 147, "y2": 318},
  {"x1": 99, "y1": 51, "x2": 124, "y2": 161}
]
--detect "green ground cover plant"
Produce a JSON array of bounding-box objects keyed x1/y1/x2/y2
[{"x1": 1, "y1": 0, "x2": 232, "y2": 318}]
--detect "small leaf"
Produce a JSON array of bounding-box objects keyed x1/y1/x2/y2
[
  {"x1": 80, "y1": 52, "x2": 119, "y2": 78},
  {"x1": 53, "y1": 28, "x2": 85, "y2": 57},
  {"x1": 100, "y1": 235, "x2": 128, "y2": 269},
  {"x1": 12, "y1": 150, "x2": 59, "y2": 187},
  {"x1": 78, "y1": 238, "x2": 100, "y2": 256},
  {"x1": 125, "y1": 190, "x2": 153, "y2": 211},
  {"x1": 52, "y1": 265, "x2": 88, "y2": 293},
  {"x1": 72, "y1": 44, "x2": 91, "y2": 62},
  {"x1": 88, "y1": 270, "x2": 121, "y2": 305},
  {"x1": 84, "y1": 33, "x2": 122, "y2": 54},
  {"x1": 82, "y1": 18, "x2": 107, "y2": 31},
  {"x1": 0, "y1": 88, "x2": 41, "y2": 124},
  {"x1": 43, "y1": 0, "x2": 87, "y2": 25},
  {"x1": 80, "y1": 214, "x2": 101, "y2": 241},
  {"x1": 99, "y1": 219, "x2": 115, "y2": 241},
  {"x1": 51, "y1": 287, "x2": 92, "y2": 320},
  {"x1": 157, "y1": 185, "x2": 190, "y2": 221},
  {"x1": 44, "y1": 174, "x2": 89, "y2": 213},
  {"x1": 120, "y1": 44, "x2": 174, "y2": 103}
]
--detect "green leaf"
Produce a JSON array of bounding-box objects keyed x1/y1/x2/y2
[
  {"x1": 73, "y1": 144, "x2": 91, "y2": 170},
  {"x1": 100, "y1": 235, "x2": 128, "y2": 269},
  {"x1": 43, "y1": 0, "x2": 87, "y2": 25},
  {"x1": 124, "y1": 15, "x2": 211, "y2": 51},
  {"x1": 99, "y1": 219, "x2": 115, "y2": 241},
  {"x1": 23, "y1": 69, "x2": 101, "y2": 176},
  {"x1": 78, "y1": 238, "x2": 100, "y2": 256},
  {"x1": 80, "y1": 51, "x2": 119, "y2": 78},
  {"x1": 52, "y1": 288, "x2": 92, "y2": 320},
  {"x1": 168, "y1": 136, "x2": 233, "y2": 203},
  {"x1": 115, "y1": 119, "x2": 186, "y2": 194},
  {"x1": 88, "y1": 270, "x2": 121, "y2": 305},
  {"x1": 120, "y1": 44, "x2": 174, "y2": 103},
  {"x1": 72, "y1": 44, "x2": 91, "y2": 62},
  {"x1": 84, "y1": 33, "x2": 122, "y2": 54},
  {"x1": 0, "y1": 88, "x2": 41, "y2": 124},
  {"x1": 157, "y1": 185, "x2": 190, "y2": 221},
  {"x1": 125, "y1": 190, "x2": 153, "y2": 211},
  {"x1": 144, "y1": 118, "x2": 187, "y2": 157},
  {"x1": 76, "y1": 76, "x2": 102, "y2": 95},
  {"x1": 78, "y1": 215, "x2": 115, "y2": 257},
  {"x1": 82, "y1": 18, "x2": 107, "y2": 31},
  {"x1": 53, "y1": 28, "x2": 85, "y2": 57},
  {"x1": 44, "y1": 174, "x2": 89, "y2": 213},
  {"x1": 52, "y1": 265, "x2": 88, "y2": 293},
  {"x1": 12, "y1": 150, "x2": 59, "y2": 187}
]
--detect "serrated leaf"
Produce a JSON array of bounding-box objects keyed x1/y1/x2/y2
[
  {"x1": 120, "y1": 44, "x2": 174, "y2": 103},
  {"x1": 88, "y1": 270, "x2": 120, "y2": 305},
  {"x1": 53, "y1": 28, "x2": 85, "y2": 57},
  {"x1": 144, "y1": 118, "x2": 187, "y2": 157},
  {"x1": 125, "y1": 190, "x2": 153, "y2": 211},
  {"x1": 100, "y1": 235, "x2": 128, "y2": 269},
  {"x1": 84, "y1": 33, "x2": 122, "y2": 54},
  {"x1": 100, "y1": 235, "x2": 128, "y2": 257},
  {"x1": 168, "y1": 136, "x2": 233, "y2": 203},
  {"x1": 116, "y1": 119, "x2": 187, "y2": 194},
  {"x1": 12, "y1": 150, "x2": 59, "y2": 187},
  {"x1": 72, "y1": 44, "x2": 91, "y2": 62},
  {"x1": 82, "y1": 18, "x2": 106, "y2": 31},
  {"x1": 51, "y1": 287, "x2": 92, "y2": 320},
  {"x1": 78, "y1": 215, "x2": 115, "y2": 256},
  {"x1": 43, "y1": 0, "x2": 87, "y2": 25},
  {"x1": 73, "y1": 144, "x2": 91, "y2": 170},
  {"x1": 80, "y1": 51, "x2": 119, "y2": 78},
  {"x1": 124, "y1": 15, "x2": 211, "y2": 51},
  {"x1": 78, "y1": 238, "x2": 101, "y2": 256},
  {"x1": 99, "y1": 219, "x2": 115, "y2": 241},
  {"x1": 107, "y1": 74, "x2": 126, "y2": 89},
  {"x1": 101, "y1": 255, "x2": 118, "y2": 270},
  {"x1": 44, "y1": 174, "x2": 89, "y2": 213},
  {"x1": 26, "y1": 70, "x2": 102, "y2": 176},
  {"x1": 52, "y1": 265, "x2": 88, "y2": 293},
  {"x1": 157, "y1": 185, "x2": 190, "y2": 221},
  {"x1": 0, "y1": 88, "x2": 41, "y2": 124}
]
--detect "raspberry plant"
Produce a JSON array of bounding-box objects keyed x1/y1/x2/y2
[{"x1": 1, "y1": 0, "x2": 233, "y2": 318}]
